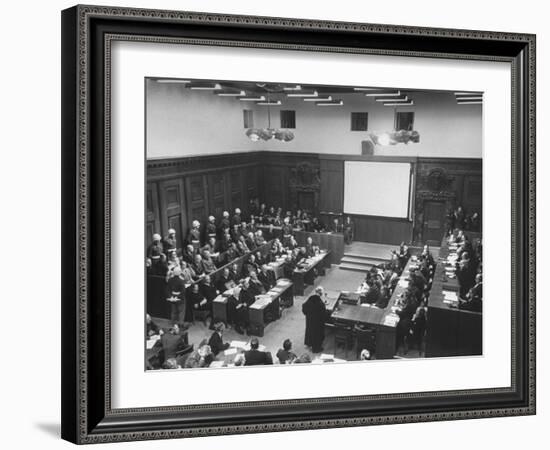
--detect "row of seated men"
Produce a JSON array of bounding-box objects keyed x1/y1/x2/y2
[
  {"x1": 452, "y1": 229, "x2": 483, "y2": 312},
  {"x1": 147, "y1": 318, "x2": 315, "y2": 369},
  {"x1": 158, "y1": 234, "x2": 321, "y2": 335},
  {"x1": 351, "y1": 243, "x2": 434, "y2": 354}
]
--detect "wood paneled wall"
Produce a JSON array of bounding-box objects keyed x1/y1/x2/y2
[{"x1": 147, "y1": 152, "x2": 481, "y2": 247}]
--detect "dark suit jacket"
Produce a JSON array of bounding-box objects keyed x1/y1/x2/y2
[
  {"x1": 208, "y1": 332, "x2": 229, "y2": 356},
  {"x1": 244, "y1": 349, "x2": 273, "y2": 366}
]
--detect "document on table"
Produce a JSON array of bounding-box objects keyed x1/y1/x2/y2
[
  {"x1": 230, "y1": 340, "x2": 247, "y2": 349},
  {"x1": 224, "y1": 348, "x2": 237, "y2": 356},
  {"x1": 442, "y1": 290, "x2": 458, "y2": 304}
]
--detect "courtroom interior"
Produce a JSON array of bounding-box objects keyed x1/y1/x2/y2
[{"x1": 145, "y1": 78, "x2": 483, "y2": 370}]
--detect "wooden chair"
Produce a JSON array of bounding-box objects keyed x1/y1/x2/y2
[{"x1": 333, "y1": 323, "x2": 354, "y2": 359}]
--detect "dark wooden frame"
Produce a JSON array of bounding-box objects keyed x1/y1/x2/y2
[{"x1": 61, "y1": 5, "x2": 536, "y2": 444}]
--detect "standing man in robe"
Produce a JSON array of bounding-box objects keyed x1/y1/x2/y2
[{"x1": 302, "y1": 286, "x2": 327, "y2": 353}]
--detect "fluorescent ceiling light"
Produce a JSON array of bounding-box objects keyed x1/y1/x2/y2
[
  {"x1": 256, "y1": 100, "x2": 282, "y2": 106},
  {"x1": 383, "y1": 100, "x2": 414, "y2": 106},
  {"x1": 454, "y1": 92, "x2": 482, "y2": 96},
  {"x1": 303, "y1": 96, "x2": 332, "y2": 102},
  {"x1": 217, "y1": 90, "x2": 246, "y2": 96},
  {"x1": 456, "y1": 100, "x2": 482, "y2": 105},
  {"x1": 353, "y1": 87, "x2": 381, "y2": 91},
  {"x1": 189, "y1": 83, "x2": 222, "y2": 90},
  {"x1": 287, "y1": 90, "x2": 318, "y2": 97},
  {"x1": 316, "y1": 100, "x2": 344, "y2": 106},
  {"x1": 455, "y1": 96, "x2": 483, "y2": 101},
  {"x1": 283, "y1": 85, "x2": 302, "y2": 91},
  {"x1": 375, "y1": 96, "x2": 409, "y2": 102},
  {"x1": 156, "y1": 79, "x2": 190, "y2": 83},
  {"x1": 366, "y1": 90, "x2": 401, "y2": 97},
  {"x1": 239, "y1": 96, "x2": 265, "y2": 101}
]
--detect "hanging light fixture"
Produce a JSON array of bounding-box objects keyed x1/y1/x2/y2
[{"x1": 245, "y1": 85, "x2": 294, "y2": 142}]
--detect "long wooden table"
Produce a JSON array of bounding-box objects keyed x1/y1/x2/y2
[
  {"x1": 212, "y1": 278, "x2": 294, "y2": 336},
  {"x1": 425, "y1": 234, "x2": 482, "y2": 357},
  {"x1": 293, "y1": 251, "x2": 331, "y2": 296},
  {"x1": 329, "y1": 254, "x2": 418, "y2": 359}
]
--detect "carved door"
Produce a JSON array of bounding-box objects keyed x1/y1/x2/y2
[{"x1": 422, "y1": 201, "x2": 446, "y2": 243}]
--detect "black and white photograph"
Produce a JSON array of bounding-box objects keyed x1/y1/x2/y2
[{"x1": 145, "y1": 78, "x2": 483, "y2": 371}]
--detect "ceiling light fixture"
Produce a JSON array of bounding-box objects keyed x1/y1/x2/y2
[
  {"x1": 383, "y1": 100, "x2": 414, "y2": 106},
  {"x1": 316, "y1": 100, "x2": 344, "y2": 106},
  {"x1": 239, "y1": 96, "x2": 266, "y2": 101},
  {"x1": 155, "y1": 79, "x2": 190, "y2": 83},
  {"x1": 287, "y1": 90, "x2": 318, "y2": 98},
  {"x1": 189, "y1": 83, "x2": 222, "y2": 90},
  {"x1": 366, "y1": 90, "x2": 401, "y2": 97},
  {"x1": 303, "y1": 96, "x2": 332, "y2": 102},
  {"x1": 245, "y1": 86, "x2": 294, "y2": 142},
  {"x1": 375, "y1": 96, "x2": 409, "y2": 102},
  {"x1": 217, "y1": 90, "x2": 246, "y2": 96}
]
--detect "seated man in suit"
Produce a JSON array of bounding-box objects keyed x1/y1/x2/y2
[
  {"x1": 255, "y1": 250, "x2": 266, "y2": 267},
  {"x1": 207, "y1": 322, "x2": 230, "y2": 356},
  {"x1": 234, "y1": 278, "x2": 255, "y2": 334},
  {"x1": 304, "y1": 236, "x2": 317, "y2": 258},
  {"x1": 460, "y1": 273, "x2": 483, "y2": 312},
  {"x1": 201, "y1": 250, "x2": 217, "y2": 274},
  {"x1": 229, "y1": 262, "x2": 242, "y2": 283},
  {"x1": 244, "y1": 338, "x2": 273, "y2": 366},
  {"x1": 219, "y1": 230, "x2": 233, "y2": 252},
  {"x1": 254, "y1": 229, "x2": 266, "y2": 247},
  {"x1": 191, "y1": 254, "x2": 206, "y2": 279},
  {"x1": 187, "y1": 282, "x2": 209, "y2": 321},
  {"x1": 248, "y1": 271, "x2": 265, "y2": 296},
  {"x1": 245, "y1": 231, "x2": 257, "y2": 251},
  {"x1": 258, "y1": 264, "x2": 275, "y2": 292},
  {"x1": 181, "y1": 244, "x2": 196, "y2": 266},
  {"x1": 216, "y1": 267, "x2": 233, "y2": 293},
  {"x1": 201, "y1": 275, "x2": 218, "y2": 305},
  {"x1": 244, "y1": 254, "x2": 260, "y2": 277}
]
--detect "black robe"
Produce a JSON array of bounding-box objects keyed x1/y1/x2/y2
[{"x1": 302, "y1": 294, "x2": 326, "y2": 352}]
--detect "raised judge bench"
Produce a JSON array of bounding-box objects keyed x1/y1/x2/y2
[
  {"x1": 425, "y1": 232, "x2": 482, "y2": 357},
  {"x1": 146, "y1": 240, "x2": 274, "y2": 320},
  {"x1": 256, "y1": 225, "x2": 344, "y2": 265}
]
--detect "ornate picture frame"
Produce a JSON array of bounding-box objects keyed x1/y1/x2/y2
[{"x1": 61, "y1": 5, "x2": 535, "y2": 444}]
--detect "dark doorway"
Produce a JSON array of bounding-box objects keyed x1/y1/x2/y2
[{"x1": 422, "y1": 201, "x2": 446, "y2": 242}]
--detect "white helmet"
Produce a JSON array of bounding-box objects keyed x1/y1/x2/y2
[
  {"x1": 235, "y1": 208, "x2": 241, "y2": 214},
  {"x1": 168, "y1": 228, "x2": 176, "y2": 235},
  {"x1": 152, "y1": 233, "x2": 161, "y2": 241},
  {"x1": 208, "y1": 215, "x2": 215, "y2": 222},
  {"x1": 223, "y1": 211, "x2": 229, "y2": 218},
  {"x1": 192, "y1": 220, "x2": 200, "y2": 228}
]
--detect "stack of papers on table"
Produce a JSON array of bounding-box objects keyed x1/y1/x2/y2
[
  {"x1": 320, "y1": 353, "x2": 335, "y2": 361},
  {"x1": 278, "y1": 278, "x2": 291, "y2": 286},
  {"x1": 209, "y1": 361, "x2": 225, "y2": 368},
  {"x1": 383, "y1": 314, "x2": 400, "y2": 326},
  {"x1": 146, "y1": 339, "x2": 157, "y2": 350},
  {"x1": 442, "y1": 290, "x2": 458, "y2": 304},
  {"x1": 224, "y1": 348, "x2": 237, "y2": 356}
]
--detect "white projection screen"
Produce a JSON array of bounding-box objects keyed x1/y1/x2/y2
[{"x1": 344, "y1": 161, "x2": 412, "y2": 218}]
